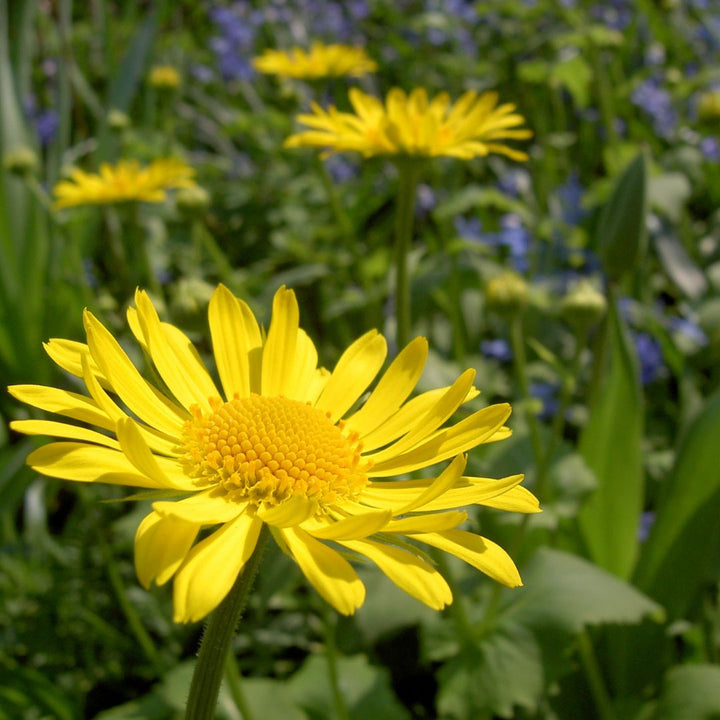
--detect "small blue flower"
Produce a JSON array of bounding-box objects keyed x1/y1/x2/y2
[
  {"x1": 700, "y1": 136, "x2": 720, "y2": 161},
  {"x1": 481, "y1": 338, "x2": 513, "y2": 362},
  {"x1": 530, "y1": 381, "x2": 559, "y2": 421},
  {"x1": 632, "y1": 331, "x2": 664, "y2": 385},
  {"x1": 668, "y1": 317, "x2": 709, "y2": 347},
  {"x1": 638, "y1": 511, "x2": 655, "y2": 542},
  {"x1": 631, "y1": 77, "x2": 677, "y2": 138}
]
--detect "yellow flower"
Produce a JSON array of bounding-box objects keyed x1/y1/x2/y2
[
  {"x1": 148, "y1": 64, "x2": 181, "y2": 89},
  {"x1": 285, "y1": 87, "x2": 532, "y2": 160},
  {"x1": 253, "y1": 42, "x2": 377, "y2": 80},
  {"x1": 9, "y1": 286, "x2": 539, "y2": 623},
  {"x1": 53, "y1": 158, "x2": 196, "y2": 209}
]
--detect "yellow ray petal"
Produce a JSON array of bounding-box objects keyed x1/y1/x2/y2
[
  {"x1": 394, "y1": 454, "x2": 467, "y2": 514},
  {"x1": 43, "y1": 338, "x2": 110, "y2": 387},
  {"x1": 368, "y1": 403, "x2": 511, "y2": 477},
  {"x1": 279, "y1": 526, "x2": 365, "y2": 615},
  {"x1": 7, "y1": 384, "x2": 114, "y2": 431},
  {"x1": 256, "y1": 496, "x2": 317, "y2": 527},
  {"x1": 344, "y1": 336, "x2": 427, "y2": 438},
  {"x1": 208, "y1": 284, "x2": 262, "y2": 399},
  {"x1": 314, "y1": 330, "x2": 387, "y2": 423},
  {"x1": 133, "y1": 290, "x2": 218, "y2": 411},
  {"x1": 134, "y1": 510, "x2": 199, "y2": 588},
  {"x1": 10, "y1": 419, "x2": 120, "y2": 449},
  {"x1": 284, "y1": 329, "x2": 320, "y2": 403},
  {"x1": 301, "y1": 508, "x2": 392, "y2": 540},
  {"x1": 27, "y1": 442, "x2": 168, "y2": 488},
  {"x1": 153, "y1": 489, "x2": 247, "y2": 524},
  {"x1": 481, "y1": 485, "x2": 541, "y2": 514},
  {"x1": 84, "y1": 311, "x2": 187, "y2": 435},
  {"x1": 413, "y1": 529, "x2": 522, "y2": 587},
  {"x1": 115, "y1": 418, "x2": 191, "y2": 490},
  {"x1": 384, "y1": 510, "x2": 467, "y2": 534},
  {"x1": 173, "y1": 512, "x2": 262, "y2": 623},
  {"x1": 339, "y1": 538, "x2": 452, "y2": 610},
  {"x1": 366, "y1": 369, "x2": 475, "y2": 463},
  {"x1": 261, "y1": 286, "x2": 299, "y2": 397}
]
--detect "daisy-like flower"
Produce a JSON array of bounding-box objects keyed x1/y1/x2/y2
[
  {"x1": 53, "y1": 158, "x2": 196, "y2": 210},
  {"x1": 253, "y1": 42, "x2": 377, "y2": 80},
  {"x1": 9, "y1": 286, "x2": 539, "y2": 623},
  {"x1": 285, "y1": 87, "x2": 532, "y2": 160}
]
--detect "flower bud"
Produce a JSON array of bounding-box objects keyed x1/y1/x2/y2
[
  {"x1": 698, "y1": 90, "x2": 720, "y2": 123},
  {"x1": 3, "y1": 147, "x2": 38, "y2": 177},
  {"x1": 175, "y1": 185, "x2": 210, "y2": 218},
  {"x1": 486, "y1": 272, "x2": 529, "y2": 316},
  {"x1": 148, "y1": 65, "x2": 181, "y2": 90},
  {"x1": 107, "y1": 109, "x2": 130, "y2": 131},
  {"x1": 560, "y1": 280, "x2": 607, "y2": 329}
]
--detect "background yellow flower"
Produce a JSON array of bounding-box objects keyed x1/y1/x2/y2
[
  {"x1": 285, "y1": 86, "x2": 532, "y2": 160},
  {"x1": 253, "y1": 42, "x2": 377, "y2": 79}
]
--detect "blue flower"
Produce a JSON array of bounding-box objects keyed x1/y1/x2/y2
[
  {"x1": 632, "y1": 331, "x2": 664, "y2": 385},
  {"x1": 631, "y1": 77, "x2": 677, "y2": 138},
  {"x1": 700, "y1": 136, "x2": 720, "y2": 161},
  {"x1": 481, "y1": 338, "x2": 513, "y2": 362},
  {"x1": 530, "y1": 381, "x2": 559, "y2": 421},
  {"x1": 556, "y1": 172, "x2": 586, "y2": 225},
  {"x1": 668, "y1": 317, "x2": 709, "y2": 347}
]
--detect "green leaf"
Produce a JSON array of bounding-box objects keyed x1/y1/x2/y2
[
  {"x1": 654, "y1": 233, "x2": 708, "y2": 300},
  {"x1": 287, "y1": 654, "x2": 410, "y2": 720},
  {"x1": 596, "y1": 152, "x2": 648, "y2": 282},
  {"x1": 649, "y1": 665, "x2": 720, "y2": 720},
  {"x1": 649, "y1": 172, "x2": 691, "y2": 223},
  {"x1": 436, "y1": 623, "x2": 543, "y2": 719},
  {"x1": 550, "y1": 54, "x2": 592, "y2": 109},
  {"x1": 578, "y1": 296, "x2": 645, "y2": 578},
  {"x1": 634, "y1": 390, "x2": 720, "y2": 617},
  {"x1": 503, "y1": 548, "x2": 664, "y2": 633}
]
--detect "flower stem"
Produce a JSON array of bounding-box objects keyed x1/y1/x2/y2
[
  {"x1": 578, "y1": 631, "x2": 618, "y2": 720},
  {"x1": 323, "y1": 605, "x2": 350, "y2": 720},
  {"x1": 185, "y1": 524, "x2": 271, "y2": 720},
  {"x1": 393, "y1": 160, "x2": 421, "y2": 350}
]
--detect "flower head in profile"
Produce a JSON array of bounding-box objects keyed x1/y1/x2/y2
[
  {"x1": 53, "y1": 158, "x2": 196, "y2": 209},
  {"x1": 253, "y1": 42, "x2": 377, "y2": 80},
  {"x1": 9, "y1": 286, "x2": 538, "y2": 623},
  {"x1": 285, "y1": 87, "x2": 532, "y2": 160}
]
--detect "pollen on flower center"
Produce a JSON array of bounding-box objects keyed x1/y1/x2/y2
[{"x1": 180, "y1": 395, "x2": 369, "y2": 506}]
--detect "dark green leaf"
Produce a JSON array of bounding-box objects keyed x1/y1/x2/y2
[{"x1": 650, "y1": 665, "x2": 720, "y2": 720}]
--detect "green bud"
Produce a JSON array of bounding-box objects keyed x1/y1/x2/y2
[
  {"x1": 486, "y1": 272, "x2": 529, "y2": 316},
  {"x1": 107, "y1": 109, "x2": 131, "y2": 131},
  {"x1": 698, "y1": 91, "x2": 720, "y2": 123},
  {"x1": 3, "y1": 146, "x2": 38, "y2": 177},
  {"x1": 560, "y1": 280, "x2": 608, "y2": 329},
  {"x1": 175, "y1": 185, "x2": 211, "y2": 217}
]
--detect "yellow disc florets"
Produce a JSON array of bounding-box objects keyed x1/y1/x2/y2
[{"x1": 180, "y1": 395, "x2": 369, "y2": 507}]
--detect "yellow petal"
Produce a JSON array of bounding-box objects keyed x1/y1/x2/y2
[
  {"x1": 208, "y1": 284, "x2": 262, "y2": 399},
  {"x1": 173, "y1": 512, "x2": 263, "y2": 623},
  {"x1": 261, "y1": 286, "x2": 299, "y2": 397},
  {"x1": 395, "y1": 454, "x2": 467, "y2": 514},
  {"x1": 385, "y1": 510, "x2": 467, "y2": 534},
  {"x1": 83, "y1": 311, "x2": 186, "y2": 435},
  {"x1": 115, "y1": 418, "x2": 192, "y2": 490},
  {"x1": 314, "y1": 330, "x2": 387, "y2": 423},
  {"x1": 284, "y1": 329, "x2": 320, "y2": 403},
  {"x1": 27, "y1": 442, "x2": 167, "y2": 488},
  {"x1": 10, "y1": 419, "x2": 120, "y2": 449},
  {"x1": 256, "y1": 496, "x2": 317, "y2": 527},
  {"x1": 344, "y1": 337, "x2": 427, "y2": 438},
  {"x1": 133, "y1": 290, "x2": 218, "y2": 411},
  {"x1": 7, "y1": 384, "x2": 114, "y2": 431},
  {"x1": 279, "y1": 527, "x2": 365, "y2": 615},
  {"x1": 366, "y1": 369, "x2": 476, "y2": 463},
  {"x1": 153, "y1": 489, "x2": 247, "y2": 524},
  {"x1": 413, "y1": 529, "x2": 522, "y2": 587},
  {"x1": 368, "y1": 403, "x2": 511, "y2": 477},
  {"x1": 481, "y1": 485, "x2": 541, "y2": 514},
  {"x1": 134, "y1": 510, "x2": 199, "y2": 588},
  {"x1": 43, "y1": 338, "x2": 110, "y2": 387},
  {"x1": 301, "y1": 508, "x2": 392, "y2": 540},
  {"x1": 339, "y1": 539, "x2": 452, "y2": 610}
]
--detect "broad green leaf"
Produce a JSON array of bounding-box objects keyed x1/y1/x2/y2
[
  {"x1": 287, "y1": 653, "x2": 410, "y2": 720},
  {"x1": 654, "y1": 233, "x2": 707, "y2": 300},
  {"x1": 436, "y1": 623, "x2": 543, "y2": 719},
  {"x1": 578, "y1": 297, "x2": 644, "y2": 578},
  {"x1": 596, "y1": 152, "x2": 648, "y2": 281},
  {"x1": 503, "y1": 548, "x2": 664, "y2": 632},
  {"x1": 634, "y1": 390, "x2": 720, "y2": 617},
  {"x1": 649, "y1": 172, "x2": 691, "y2": 224},
  {"x1": 550, "y1": 54, "x2": 592, "y2": 109},
  {"x1": 649, "y1": 665, "x2": 720, "y2": 720}
]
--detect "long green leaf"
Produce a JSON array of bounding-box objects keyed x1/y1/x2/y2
[
  {"x1": 634, "y1": 389, "x2": 720, "y2": 617},
  {"x1": 578, "y1": 295, "x2": 644, "y2": 578}
]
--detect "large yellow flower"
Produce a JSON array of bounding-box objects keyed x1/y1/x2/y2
[
  {"x1": 53, "y1": 158, "x2": 196, "y2": 209},
  {"x1": 253, "y1": 42, "x2": 377, "y2": 80},
  {"x1": 285, "y1": 87, "x2": 532, "y2": 160},
  {"x1": 9, "y1": 286, "x2": 538, "y2": 623}
]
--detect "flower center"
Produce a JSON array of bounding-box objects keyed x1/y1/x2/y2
[{"x1": 180, "y1": 395, "x2": 369, "y2": 507}]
